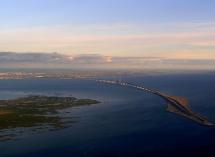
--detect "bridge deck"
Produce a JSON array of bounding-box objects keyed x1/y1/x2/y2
[{"x1": 97, "y1": 79, "x2": 214, "y2": 126}]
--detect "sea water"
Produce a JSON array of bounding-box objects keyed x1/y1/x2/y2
[{"x1": 0, "y1": 72, "x2": 215, "y2": 157}]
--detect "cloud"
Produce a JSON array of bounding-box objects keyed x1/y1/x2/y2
[
  {"x1": 1, "y1": 52, "x2": 215, "y2": 70},
  {"x1": 0, "y1": 52, "x2": 71, "y2": 63},
  {"x1": 0, "y1": 52, "x2": 161, "y2": 65},
  {"x1": 1, "y1": 22, "x2": 215, "y2": 58},
  {"x1": 189, "y1": 41, "x2": 215, "y2": 47},
  {"x1": 72, "y1": 54, "x2": 111, "y2": 64}
]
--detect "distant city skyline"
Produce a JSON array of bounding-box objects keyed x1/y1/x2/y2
[{"x1": 0, "y1": 0, "x2": 215, "y2": 63}]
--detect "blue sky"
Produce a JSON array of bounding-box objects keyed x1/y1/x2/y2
[
  {"x1": 1, "y1": 0, "x2": 215, "y2": 27},
  {"x1": 0, "y1": 0, "x2": 215, "y2": 59}
]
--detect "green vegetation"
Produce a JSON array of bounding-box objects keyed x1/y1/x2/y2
[{"x1": 0, "y1": 95, "x2": 100, "y2": 140}]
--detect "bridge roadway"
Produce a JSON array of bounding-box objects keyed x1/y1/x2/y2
[{"x1": 97, "y1": 79, "x2": 214, "y2": 126}]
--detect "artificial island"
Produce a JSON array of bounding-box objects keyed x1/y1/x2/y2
[{"x1": 98, "y1": 80, "x2": 214, "y2": 126}]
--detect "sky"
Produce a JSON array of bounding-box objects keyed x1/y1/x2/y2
[{"x1": 0, "y1": 0, "x2": 215, "y2": 60}]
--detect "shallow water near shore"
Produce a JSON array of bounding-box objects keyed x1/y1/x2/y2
[{"x1": 0, "y1": 72, "x2": 215, "y2": 157}]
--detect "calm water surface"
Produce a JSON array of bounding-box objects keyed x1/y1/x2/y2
[{"x1": 0, "y1": 73, "x2": 215, "y2": 157}]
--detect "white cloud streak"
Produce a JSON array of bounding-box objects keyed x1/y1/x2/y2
[{"x1": 0, "y1": 22, "x2": 215, "y2": 59}]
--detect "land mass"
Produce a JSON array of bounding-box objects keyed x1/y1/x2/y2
[
  {"x1": 98, "y1": 80, "x2": 214, "y2": 126},
  {"x1": 0, "y1": 71, "x2": 133, "y2": 80},
  {"x1": 0, "y1": 95, "x2": 100, "y2": 141}
]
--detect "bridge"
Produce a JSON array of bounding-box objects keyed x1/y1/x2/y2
[{"x1": 97, "y1": 79, "x2": 214, "y2": 126}]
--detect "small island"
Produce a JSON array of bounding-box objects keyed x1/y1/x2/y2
[{"x1": 0, "y1": 95, "x2": 100, "y2": 141}]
